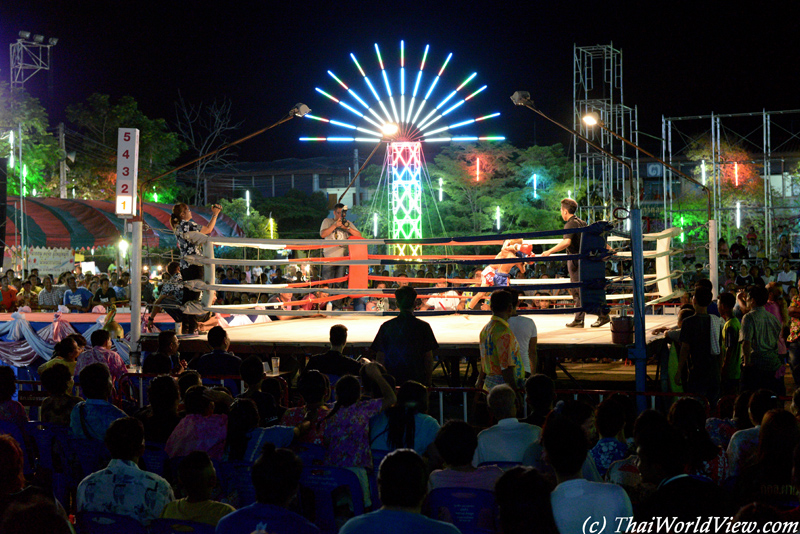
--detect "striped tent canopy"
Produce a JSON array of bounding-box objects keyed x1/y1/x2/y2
[{"x1": 5, "y1": 197, "x2": 244, "y2": 249}]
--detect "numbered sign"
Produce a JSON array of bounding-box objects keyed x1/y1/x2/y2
[{"x1": 115, "y1": 128, "x2": 139, "y2": 218}]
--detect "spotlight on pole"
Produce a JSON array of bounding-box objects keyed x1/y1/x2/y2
[{"x1": 293, "y1": 103, "x2": 311, "y2": 117}]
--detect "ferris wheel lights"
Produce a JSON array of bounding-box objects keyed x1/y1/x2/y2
[{"x1": 382, "y1": 123, "x2": 400, "y2": 137}]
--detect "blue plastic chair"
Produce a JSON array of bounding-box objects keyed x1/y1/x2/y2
[
  {"x1": 0, "y1": 419, "x2": 33, "y2": 475},
  {"x1": 216, "y1": 460, "x2": 256, "y2": 509},
  {"x1": 477, "y1": 460, "x2": 522, "y2": 471},
  {"x1": 293, "y1": 442, "x2": 327, "y2": 467},
  {"x1": 67, "y1": 436, "x2": 111, "y2": 483},
  {"x1": 26, "y1": 422, "x2": 71, "y2": 505},
  {"x1": 76, "y1": 511, "x2": 147, "y2": 534},
  {"x1": 368, "y1": 449, "x2": 391, "y2": 510},
  {"x1": 141, "y1": 441, "x2": 169, "y2": 478},
  {"x1": 426, "y1": 487, "x2": 499, "y2": 534},
  {"x1": 149, "y1": 518, "x2": 216, "y2": 534},
  {"x1": 299, "y1": 465, "x2": 365, "y2": 534}
]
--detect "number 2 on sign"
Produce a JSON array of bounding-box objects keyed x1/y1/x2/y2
[{"x1": 121, "y1": 184, "x2": 129, "y2": 193}]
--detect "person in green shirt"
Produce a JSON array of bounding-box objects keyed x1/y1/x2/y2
[
  {"x1": 718, "y1": 292, "x2": 742, "y2": 395},
  {"x1": 160, "y1": 451, "x2": 235, "y2": 526}
]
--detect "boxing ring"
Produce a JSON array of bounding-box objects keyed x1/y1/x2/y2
[{"x1": 141, "y1": 222, "x2": 684, "y2": 385}]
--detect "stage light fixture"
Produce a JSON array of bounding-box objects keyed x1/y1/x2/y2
[
  {"x1": 293, "y1": 103, "x2": 311, "y2": 117},
  {"x1": 48, "y1": 38, "x2": 58, "y2": 46},
  {"x1": 510, "y1": 91, "x2": 531, "y2": 106},
  {"x1": 18, "y1": 31, "x2": 30, "y2": 40},
  {"x1": 582, "y1": 111, "x2": 601, "y2": 126},
  {"x1": 33, "y1": 35, "x2": 44, "y2": 43}
]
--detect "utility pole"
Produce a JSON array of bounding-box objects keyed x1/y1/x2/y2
[{"x1": 59, "y1": 123, "x2": 67, "y2": 198}]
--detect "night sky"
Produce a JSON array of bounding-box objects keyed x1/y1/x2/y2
[{"x1": 3, "y1": 2, "x2": 799, "y2": 162}]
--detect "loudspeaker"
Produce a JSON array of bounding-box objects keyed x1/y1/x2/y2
[{"x1": 0, "y1": 159, "x2": 6, "y2": 266}]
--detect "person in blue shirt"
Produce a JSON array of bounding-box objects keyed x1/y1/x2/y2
[
  {"x1": 62, "y1": 276, "x2": 93, "y2": 312},
  {"x1": 215, "y1": 443, "x2": 319, "y2": 534},
  {"x1": 339, "y1": 449, "x2": 460, "y2": 534},
  {"x1": 69, "y1": 362, "x2": 127, "y2": 440}
]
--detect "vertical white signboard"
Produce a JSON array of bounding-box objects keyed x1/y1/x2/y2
[{"x1": 115, "y1": 128, "x2": 139, "y2": 217}]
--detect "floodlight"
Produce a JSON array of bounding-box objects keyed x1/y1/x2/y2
[
  {"x1": 582, "y1": 112, "x2": 601, "y2": 126},
  {"x1": 293, "y1": 103, "x2": 311, "y2": 117},
  {"x1": 48, "y1": 38, "x2": 58, "y2": 46},
  {"x1": 33, "y1": 35, "x2": 44, "y2": 43},
  {"x1": 119, "y1": 239, "x2": 129, "y2": 255},
  {"x1": 510, "y1": 91, "x2": 531, "y2": 106},
  {"x1": 18, "y1": 31, "x2": 30, "y2": 40},
  {"x1": 381, "y1": 123, "x2": 400, "y2": 137}
]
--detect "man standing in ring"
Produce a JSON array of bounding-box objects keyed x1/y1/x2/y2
[
  {"x1": 541, "y1": 198, "x2": 610, "y2": 328},
  {"x1": 319, "y1": 203, "x2": 362, "y2": 287}
]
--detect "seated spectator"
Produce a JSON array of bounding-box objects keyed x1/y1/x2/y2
[
  {"x1": 305, "y1": 324, "x2": 363, "y2": 377},
  {"x1": 494, "y1": 466, "x2": 558, "y2": 534},
  {"x1": 779, "y1": 443, "x2": 800, "y2": 522},
  {"x1": 165, "y1": 386, "x2": 232, "y2": 460},
  {"x1": 238, "y1": 356, "x2": 280, "y2": 426},
  {"x1": 323, "y1": 366, "x2": 397, "y2": 502},
  {"x1": 520, "y1": 374, "x2": 555, "y2": 427},
  {"x1": 159, "y1": 451, "x2": 235, "y2": 526},
  {"x1": 280, "y1": 370, "x2": 330, "y2": 446},
  {"x1": 473, "y1": 384, "x2": 540, "y2": 466},
  {"x1": 543, "y1": 412, "x2": 632, "y2": 533},
  {"x1": 428, "y1": 420, "x2": 503, "y2": 492},
  {"x1": 74, "y1": 329, "x2": 127, "y2": 382},
  {"x1": 0, "y1": 434, "x2": 71, "y2": 529},
  {"x1": 669, "y1": 397, "x2": 728, "y2": 484},
  {"x1": 177, "y1": 370, "x2": 202, "y2": 401},
  {"x1": 70, "y1": 363, "x2": 126, "y2": 440},
  {"x1": 605, "y1": 410, "x2": 664, "y2": 506},
  {"x1": 370, "y1": 380, "x2": 440, "y2": 455},
  {"x1": 735, "y1": 409, "x2": 800, "y2": 509},
  {"x1": 705, "y1": 393, "x2": 739, "y2": 449},
  {"x1": 216, "y1": 444, "x2": 319, "y2": 534},
  {"x1": 142, "y1": 330, "x2": 185, "y2": 375},
  {"x1": 0, "y1": 367, "x2": 27, "y2": 431},
  {"x1": 590, "y1": 398, "x2": 629, "y2": 477},
  {"x1": 77, "y1": 417, "x2": 173, "y2": 526},
  {"x1": 635, "y1": 411, "x2": 734, "y2": 522},
  {"x1": 188, "y1": 326, "x2": 242, "y2": 377},
  {"x1": 339, "y1": 449, "x2": 459, "y2": 534},
  {"x1": 727, "y1": 389, "x2": 779, "y2": 477},
  {"x1": 37, "y1": 337, "x2": 80, "y2": 381},
  {"x1": 39, "y1": 364, "x2": 82, "y2": 426},
  {"x1": 261, "y1": 376, "x2": 287, "y2": 422},
  {"x1": 226, "y1": 398, "x2": 298, "y2": 463},
  {"x1": 1, "y1": 500, "x2": 72, "y2": 534},
  {"x1": 134, "y1": 375, "x2": 183, "y2": 443}
]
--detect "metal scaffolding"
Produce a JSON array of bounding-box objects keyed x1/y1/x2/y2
[
  {"x1": 662, "y1": 109, "x2": 800, "y2": 255},
  {"x1": 573, "y1": 43, "x2": 640, "y2": 222}
]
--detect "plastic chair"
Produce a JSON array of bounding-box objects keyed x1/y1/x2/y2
[
  {"x1": 26, "y1": 422, "x2": 71, "y2": 505},
  {"x1": 76, "y1": 511, "x2": 147, "y2": 534},
  {"x1": 293, "y1": 442, "x2": 327, "y2": 467},
  {"x1": 0, "y1": 419, "x2": 33, "y2": 476},
  {"x1": 299, "y1": 465, "x2": 365, "y2": 534},
  {"x1": 368, "y1": 449, "x2": 391, "y2": 510},
  {"x1": 216, "y1": 460, "x2": 257, "y2": 509},
  {"x1": 324, "y1": 375, "x2": 341, "y2": 402},
  {"x1": 426, "y1": 487, "x2": 499, "y2": 534},
  {"x1": 67, "y1": 436, "x2": 111, "y2": 483},
  {"x1": 141, "y1": 441, "x2": 169, "y2": 478},
  {"x1": 149, "y1": 518, "x2": 216, "y2": 534}
]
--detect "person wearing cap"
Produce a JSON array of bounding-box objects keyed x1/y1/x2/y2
[{"x1": 319, "y1": 203, "x2": 361, "y2": 288}]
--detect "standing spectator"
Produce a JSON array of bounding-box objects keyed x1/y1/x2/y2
[
  {"x1": 476, "y1": 290, "x2": 525, "y2": 391},
  {"x1": 718, "y1": 238, "x2": 730, "y2": 261},
  {"x1": 74, "y1": 330, "x2": 128, "y2": 383},
  {"x1": 339, "y1": 449, "x2": 460, "y2": 534},
  {"x1": 788, "y1": 278, "x2": 800, "y2": 386},
  {"x1": 77, "y1": 417, "x2": 173, "y2": 526},
  {"x1": 0, "y1": 277, "x2": 18, "y2": 313},
  {"x1": 36, "y1": 276, "x2": 61, "y2": 311},
  {"x1": 778, "y1": 235, "x2": 792, "y2": 267},
  {"x1": 746, "y1": 237, "x2": 759, "y2": 260},
  {"x1": 216, "y1": 444, "x2": 320, "y2": 534},
  {"x1": 544, "y1": 412, "x2": 632, "y2": 533},
  {"x1": 777, "y1": 262, "x2": 798, "y2": 295},
  {"x1": 70, "y1": 363, "x2": 127, "y2": 440},
  {"x1": 371, "y1": 286, "x2": 438, "y2": 386},
  {"x1": 675, "y1": 286, "x2": 722, "y2": 405},
  {"x1": 305, "y1": 324, "x2": 363, "y2": 377},
  {"x1": 140, "y1": 274, "x2": 156, "y2": 304},
  {"x1": 730, "y1": 236, "x2": 747, "y2": 261},
  {"x1": 159, "y1": 451, "x2": 235, "y2": 526},
  {"x1": 62, "y1": 276, "x2": 93, "y2": 313},
  {"x1": 473, "y1": 384, "x2": 539, "y2": 466},
  {"x1": 740, "y1": 286, "x2": 783, "y2": 393},
  {"x1": 188, "y1": 326, "x2": 242, "y2": 377},
  {"x1": 508, "y1": 290, "x2": 538, "y2": 376},
  {"x1": 319, "y1": 203, "x2": 362, "y2": 287},
  {"x1": 719, "y1": 292, "x2": 742, "y2": 395}
]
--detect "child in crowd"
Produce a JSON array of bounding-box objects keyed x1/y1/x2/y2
[
  {"x1": 159, "y1": 451, "x2": 235, "y2": 526},
  {"x1": 718, "y1": 292, "x2": 742, "y2": 396},
  {"x1": 280, "y1": 371, "x2": 330, "y2": 446},
  {"x1": 40, "y1": 364, "x2": 82, "y2": 426},
  {"x1": 590, "y1": 398, "x2": 629, "y2": 477}
]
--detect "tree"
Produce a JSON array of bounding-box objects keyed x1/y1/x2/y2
[
  {"x1": 65, "y1": 94, "x2": 183, "y2": 199},
  {"x1": 253, "y1": 189, "x2": 330, "y2": 239},
  {"x1": 0, "y1": 83, "x2": 58, "y2": 196},
  {"x1": 174, "y1": 94, "x2": 242, "y2": 205},
  {"x1": 216, "y1": 198, "x2": 275, "y2": 259}
]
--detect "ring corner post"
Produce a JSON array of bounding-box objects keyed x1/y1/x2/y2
[{"x1": 202, "y1": 238, "x2": 215, "y2": 308}]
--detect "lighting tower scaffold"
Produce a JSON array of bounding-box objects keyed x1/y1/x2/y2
[{"x1": 301, "y1": 41, "x2": 504, "y2": 256}]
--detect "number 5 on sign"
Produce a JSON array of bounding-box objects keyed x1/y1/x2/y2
[{"x1": 116, "y1": 128, "x2": 139, "y2": 218}]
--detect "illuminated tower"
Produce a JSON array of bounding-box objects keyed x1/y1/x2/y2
[{"x1": 389, "y1": 142, "x2": 423, "y2": 255}]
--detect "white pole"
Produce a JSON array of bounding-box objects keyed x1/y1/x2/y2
[{"x1": 130, "y1": 220, "x2": 143, "y2": 365}]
